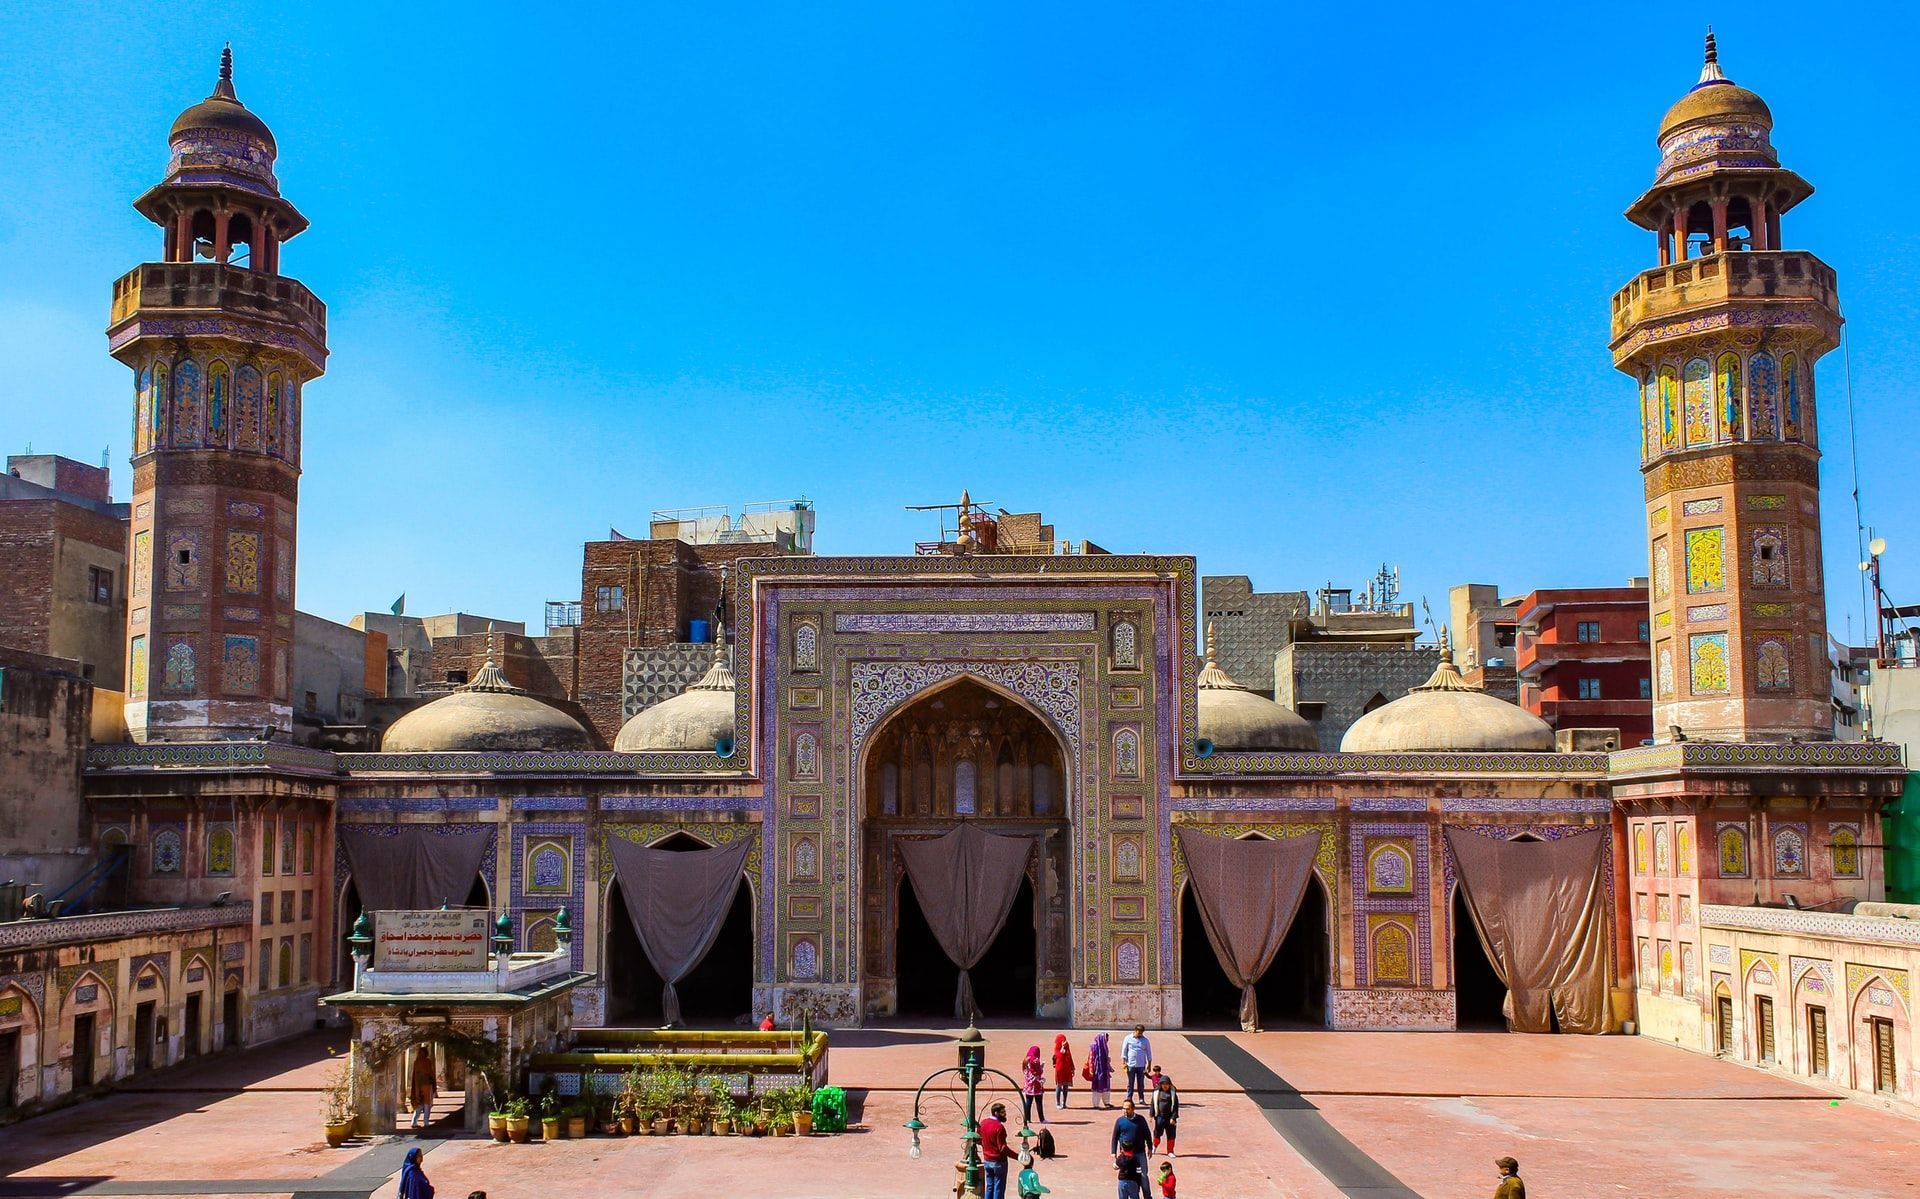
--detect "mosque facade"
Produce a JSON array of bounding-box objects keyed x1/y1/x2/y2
[{"x1": 38, "y1": 34, "x2": 1916, "y2": 1112}]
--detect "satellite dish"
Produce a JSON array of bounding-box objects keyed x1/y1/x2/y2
[{"x1": 1870, "y1": 538, "x2": 1888, "y2": 557}]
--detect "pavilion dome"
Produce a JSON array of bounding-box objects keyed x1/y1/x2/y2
[
  {"x1": 380, "y1": 658, "x2": 593, "y2": 753},
  {"x1": 613, "y1": 640, "x2": 737, "y2": 753},
  {"x1": 166, "y1": 47, "x2": 280, "y2": 187},
  {"x1": 1195, "y1": 625, "x2": 1318, "y2": 753},
  {"x1": 1653, "y1": 32, "x2": 1779, "y2": 176},
  {"x1": 1340, "y1": 630, "x2": 1554, "y2": 754}
]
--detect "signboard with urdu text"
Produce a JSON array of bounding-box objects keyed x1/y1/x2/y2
[{"x1": 372, "y1": 910, "x2": 489, "y2": 972}]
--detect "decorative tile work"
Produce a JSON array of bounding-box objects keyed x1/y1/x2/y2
[
  {"x1": 1351, "y1": 821, "x2": 1428, "y2": 988},
  {"x1": 512, "y1": 824, "x2": 585, "y2": 970},
  {"x1": 1367, "y1": 916, "x2": 1416, "y2": 984},
  {"x1": 1684, "y1": 527, "x2": 1726, "y2": 593},
  {"x1": 512, "y1": 796, "x2": 589, "y2": 812},
  {"x1": 1716, "y1": 823, "x2": 1749, "y2": 877},
  {"x1": 164, "y1": 529, "x2": 201, "y2": 591},
  {"x1": 162, "y1": 637, "x2": 196, "y2": 691},
  {"x1": 1173, "y1": 797, "x2": 1339, "y2": 812},
  {"x1": 599, "y1": 797, "x2": 762, "y2": 812},
  {"x1": 791, "y1": 619, "x2": 819, "y2": 672},
  {"x1": 338, "y1": 797, "x2": 499, "y2": 813},
  {"x1": 222, "y1": 634, "x2": 260, "y2": 694},
  {"x1": 1686, "y1": 604, "x2": 1727, "y2": 621},
  {"x1": 1749, "y1": 528, "x2": 1788, "y2": 587},
  {"x1": 1688, "y1": 632, "x2": 1730, "y2": 694},
  {"x1": 151, "y1": 825, "x2": 184, "y2": 874},
  {"x1": 1790, "y1": 956, "x2": 1835, "y2": 992},
  {"x1": 1831, "y1": 823, "x2": 1862, "y2": 878},
  {"x1": 833, "y1": 612, "x2": 1095, "y2": 634},
  {"x1": 1752, "y1": 602, "x2": 1792, "y2": 617},
  {"x1": 1683, "y1": 357, "x2": 1713, "y2": 445},
  {"x1": 1681, "y1": 498, "x2": 1723, "y2": 516},
  {"x1": 620, "y1": 645, "x2": 711, "y2": 721},
  {"x1": 1708, "y1": 943, "x2": 1733, "y2": 967},
  {"x1": 1754, "y1": 636, "x2": 1792, "y2": 690},
  {"x1": 1352, "y1": 797, "x2": 1429, "y2": 812},
  {"x1": 129, "y1": 635, "x2": 148, "y2": 697},
  {"x1": 1652, "y1": 540, "x2": 1671, "y2": 602},
  {"x1": 1748, "y1": 494, "x2": 1787, "y2": 510},
  {"x1": 1654, "y1": 824, "x2": 1671, "y2": 874},
  {"x1": 1772, "y1": 823, "x2": 1809, "y2": 877},
  {"x1": 848, "y1": 660, "x2": 1082, "y2": 764},
  {"x1": 1365, "y1": 840, "x2": 1413, "y2": 895},
  {"x1": 1110, "y1": 685, "x2": 1142, "y2": 708},
  {"x1": 1111, "y1": 728, "x2": 1140, "y2": 779},
  {"x1": 1110, "y1": 618, "x2": 1139, "y2": 670},
  {"x1": 1676, "y1": 823, "x2": 1692, "y2": 875},
  {"x1": 1681, "y1": 942, "x2": 1697, "y2": 997},
  {"x1": 1656, "y1": 642, "x2": 1674, "y2": 699},
  {"x1": 225, "y1": 531, "x2": 259, "y2": 594},
  {"x1": 1846, "y1": 964, "x2": 1911, "y2": 1010},
  {"x1": 206, "y1": 822, "x2": 235, "y2": 876},
  {"x1": 274, "y1": 538, "x2": 291, "y2": 601}
]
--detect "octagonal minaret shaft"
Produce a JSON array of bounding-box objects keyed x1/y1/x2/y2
[
  {"x1": 1610, "y1": 31, "x2": 1840, "y2": 743},
  {"x1": 109, "y1": 47, "x2": 328, "y2": 742}
]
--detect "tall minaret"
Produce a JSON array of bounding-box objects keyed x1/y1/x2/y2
[
  {"x1": 110, "y1": 48, "x2": 327, "y2": 741},
  {"x1": 1611, "y1": 31, "x2": 1840, "y2": 743}
]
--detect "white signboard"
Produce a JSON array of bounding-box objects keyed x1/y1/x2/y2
[{"x1": 373, "y1": 910, "x2": 490, "y2": 972}]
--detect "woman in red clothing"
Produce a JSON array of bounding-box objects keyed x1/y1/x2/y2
[{"x1": 1050, "y1": 1034, "x2": 1075, "y2": 1110}]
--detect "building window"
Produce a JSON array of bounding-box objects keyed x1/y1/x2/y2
[
  {"x1": 303, "y1": 690, "x2": 318, "y2": 712},
  {"x1": 1638, "y1": 620, "x2": 1650, "y2": 643},
  {"x1": 445, "y1": 669, "x2": 468, "y2": 685},
  {"x1": 1639, "y1": 677, "x2": 1652, "y2": 700},
  {"x1": 595, "y1": 585, "x2": 624, "y2": 612},
  {"x1": 88, "y1": 566, "x2": 113, "y2": 604},
  {"x1": 1577, "y1": 621, "x2": 1602, "y2": 643},
  {"x1": 1578, "y1": 678, "x2": 1603, "y2": 700}
]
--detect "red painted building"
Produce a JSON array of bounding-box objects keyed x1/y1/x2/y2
[{"x1": 1514, "y1": 584, "x2": 1653, "y2": 747}]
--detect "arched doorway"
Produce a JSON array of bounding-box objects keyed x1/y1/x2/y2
[
  {"x1": 1178, "y1": 874, "x2": 1329, "y2": 1028},
  {"x1": 861, "y1": 677, "x2": 1070, "y2": 1021},
  {"x1": 1452, "y1": 886, "x2": 1506, "y2": 1029},
  {"x1": 602, "y1": 833, "x2": 754, "y2": 1027}
]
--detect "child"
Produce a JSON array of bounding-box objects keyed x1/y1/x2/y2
[
  {"x1": 1150, "y1": 1073, "x2": 1180, "y2": 1157},
  {"x1": 1157, "y1": 1160, "x2": 1177, "y2": 1198},
  {"x1": 1018, "y1": 1163, "x2": 1052, "y2": 1197},
  {"x1": 1147, "y1": 1062, "x2": 1163, "y2": 1094}
]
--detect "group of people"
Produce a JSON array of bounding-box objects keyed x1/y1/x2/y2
[{"x1": 977, "y1": 1025, "x2": 1182, "y2": 1199}]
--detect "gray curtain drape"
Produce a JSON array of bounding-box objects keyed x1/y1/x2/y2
[
  {"x1": 1444, "y1": 827, "x2": 1610, "y2": 1035},
  {"x1": 605, "y1": 836, "x2": 751, "y2": 1027},
  {"x1": 339, "y1": 825, "x2": 494, "y2": 913},
  {"x1": 1176, "y1": 828, "x2": 1320, "y2": 1031},
  {"x1": 897, "y1": 825, "x2": 1034, "y2": 1021}
]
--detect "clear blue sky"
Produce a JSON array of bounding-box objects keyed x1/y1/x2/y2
[{"x1": 2, "y1": 3, "x2": 1915, "y2": 641}]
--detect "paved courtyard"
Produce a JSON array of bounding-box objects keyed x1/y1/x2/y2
[{"x1": 0, "y1": 1028, "x2": 1914, "y2": 1199}]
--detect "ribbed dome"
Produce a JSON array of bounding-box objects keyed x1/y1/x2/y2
[
  {"x1": 170, "y1": 47, "x2": 277, "y2": 155},
  {"x1": 614, "y1": 640, "x2": 737, "y2": 753},
  {"x1": 381, "y1": 659, "x2": 593, "y2": 753},
  {"x1": 1340, "y1": 630, "x2": 1554, "y2": 754},
  {"x1": 1195, "y1": 624, "x2": 1318, "y2": 752}
]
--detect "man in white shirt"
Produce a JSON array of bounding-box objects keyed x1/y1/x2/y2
[{"x1": 1121, "y1": 1025, "x2": 1152, "y2": 1104}]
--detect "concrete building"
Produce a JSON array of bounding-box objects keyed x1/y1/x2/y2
[
  {"x1": 0, "y1": 455, "x2": 129, "y2": 690},
  {"x1": 1514, "y1": 583, "x2": 1654, "y2": 749},
  {"x1": 1449, "y1": 584, "x2": 1521, "y2": 703}
]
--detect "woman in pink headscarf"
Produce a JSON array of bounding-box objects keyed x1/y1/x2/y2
[{"x1": 1020, "y1": 1043, "x2": 1048, "y2": 1126}]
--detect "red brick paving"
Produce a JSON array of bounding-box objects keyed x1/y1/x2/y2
[{"x1": 0, "y1": 1027, "x2": 1914, "y2": 1198}]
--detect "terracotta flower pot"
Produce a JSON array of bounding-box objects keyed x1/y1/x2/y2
[
  {"x1": 652, "y1": 1118, "x2": 672, "y2": 1136},
  {"x1": 506, "y1": 1115, "x2": 531, "y2": 1144},
  {"x1": 620, "y1": 1115, "x2": 637, "y2": 1134},
  {"x1": 714, "y1": 1118, "x2": 733, "y2": 1136},
  {"x1": 540, "y1": 1117, "x2": 560, "y2": 1141},
  {"x1": 324, "y1": 1120, "x2": 352, "y2": 1148},
  {"x1": 567, "y1": 1116, "x2": 587, "y2": 1139},
  {"x1": 488, "y1": 1114, "x2": 508, "y2": 1143},
  {"x1": 793, "y1": 1112, "x2": 813, "y2": 1136}
]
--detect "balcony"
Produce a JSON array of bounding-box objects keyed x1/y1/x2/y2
[
  {"x1": 1515, "y1": 638, "x2": 1649, "y2": 678},
  {"x1": 1609, "y1": 250, "x2": 1837, "y2": 349},
  {"x1": 108, "y1": 262, "x2": 327, "y2": 362}
]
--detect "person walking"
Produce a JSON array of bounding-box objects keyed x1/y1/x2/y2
[
  {"x1": 407, "y1": 1047, "x2": 436, "y2": 1129},
  {"x1": 1087, "y1": 1032, "x2": 1115, "y2": 1108},
  {"x1": 979, "y1": 1101, "x2": 1014, "y2": 1199},
  {"x1": 1149, "y1": 1073, "x2": 1180, "y2": 1157},
  {"x1": 1121, "y1": 1025, "x2": 1152, "y2": 1104},
  {"x1": 1156, "y1": 1160, "x2": 1178, "y2": 1198},
  {"x1": 1112, "y1": 1106, "x2": 1151, "y2": 1199},
  {"x1": 1110, "y1": 1099, "x2": 1152, "y2": 1160},
  {"x1": 1493, "y1": 1156, "x2": 1526, "y2": 1198},
  {"x1": 1020, "y1": 1044, "x2": 1049, "y2": 1126},
  {"x1": 396, "y1": 1147, "x2": 434, "y2": 1199}
]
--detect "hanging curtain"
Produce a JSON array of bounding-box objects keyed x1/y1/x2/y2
[
  {"x1": 897, "y1": 825, "x2": 1034, "y2": 1021},
  {"x1": 339, "y1": 825, "x2": 494, "y2": 913},
  {"x1": 1175, "y1": 828, "x2": 1320, "y2": 1031},
  {"x1": 1444, "y1": 827, "x2": 1610, "y2": 1035},
  {"x1": 605, "y1": 836, "x2": 751, "y2": 1027}
]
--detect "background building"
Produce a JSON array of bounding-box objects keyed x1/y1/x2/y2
[
  {"x1": 0, "y1": 455, "x2": 129, "y2": 691},
  {"x1": 1515, "y1": 582, "x2": 1654, "y2": 748}
]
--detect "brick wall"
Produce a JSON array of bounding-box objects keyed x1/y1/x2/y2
[{"x1": 0, "y1": 501, "x2": 57, "y2": 656}]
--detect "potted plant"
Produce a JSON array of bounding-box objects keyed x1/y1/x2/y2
[
  {"x1": 566, "y1": 1100, "x2": 589, "y2": 1140},
  {"x1": 504, "y1": 1096, "x2": 532, "y2": 1144},
  {"x1": 709, "y1": 1080, "x2": 735, "y2": 1136},
  {"x1": 539, "y1": 1091, "x2": 561, "y2": 1142},
  {"x1": 600, "y1": 1099, "x2": 621, "y2": 1137},
  {"x1": 320, "y1": 1055, "x2": 354, "y2": 1148}
]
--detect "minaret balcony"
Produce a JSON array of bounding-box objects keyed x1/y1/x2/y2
[
  {"x1": 1609, "y1": 250, "x2": 1837, "y2": 352},
  {"x1": 108, "y1": 261, "x2": 327, "y2": 369}
]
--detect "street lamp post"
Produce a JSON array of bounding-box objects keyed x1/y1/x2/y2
[{"x1": 904, "y1": 1022, "x2": 1029, "y2": 1198}]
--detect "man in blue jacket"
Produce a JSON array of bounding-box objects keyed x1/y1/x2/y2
[{"x1": 1121, "y1": 1025, "x2": 1152, "y2": 1103}]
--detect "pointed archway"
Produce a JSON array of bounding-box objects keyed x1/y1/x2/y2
[
  {"x1": 861, "y1": 676, "x2": 1069, "y2": 1021},
  {"x1": 602, "y1": 833, "x2": 754, "y2": 1027},
  {"x1": 1451, "y1": 886, "x2": 1507, "y2": 1030},
  {"x1": 1178, "y1": 872, "x2": 1329, "y2": 1028}
]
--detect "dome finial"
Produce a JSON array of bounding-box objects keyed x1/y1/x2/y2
[
  {"x1": 1696, "y1": 26, "x2": 1728, "y2": 87},
  {"x1": 1438, "y1": 624, "x2": 1453, "y2": 663},
  {"x1": 214, "y1": 43, "x2": 237, "y2": 101},
  {"x1": 1204, "y1": 621, "x2": 1219, "y2": 667}
]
